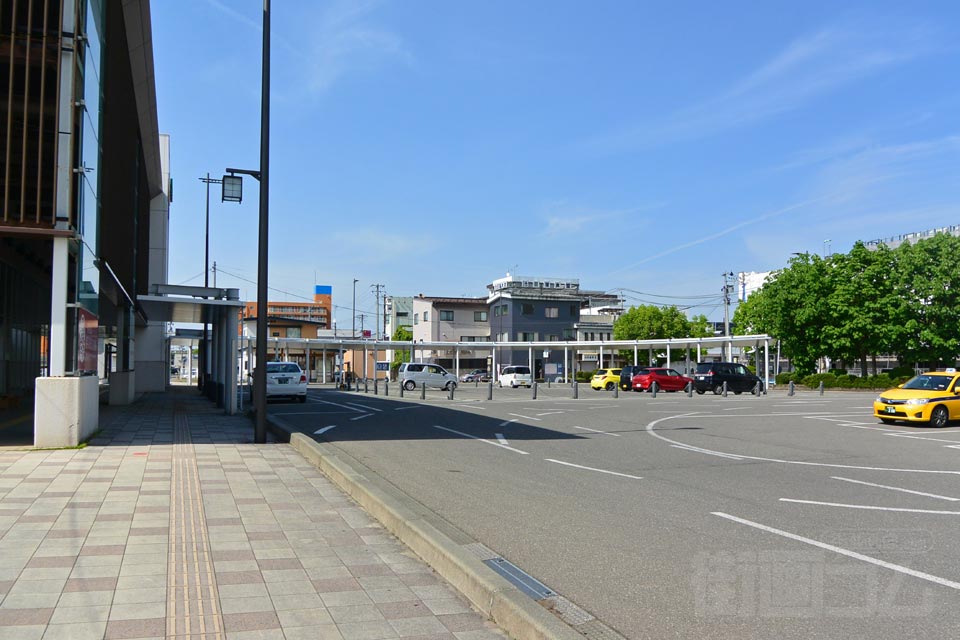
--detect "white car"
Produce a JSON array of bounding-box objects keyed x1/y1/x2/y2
[
  {"x1": 398, "y1": 363, "x2": 458, "y2": 391},
  {"x1": 498, "y1": 365, "x2": 533, "y2": 388},
  {"x1": 264, "y1": 361, "x2": 307, "y2": 402}
]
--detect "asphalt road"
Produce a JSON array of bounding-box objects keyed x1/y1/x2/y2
[{"x1": 271, "y1": 383, "x2": 960, "y2": 639}]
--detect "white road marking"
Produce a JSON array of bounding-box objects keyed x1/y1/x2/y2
[
  {"x1": 314, "y1": 426, "x2": 336, "y2": 435},
  {"x1": 669, "y1": 444, "x2": 743, "y2": 460},
  {"x1": 432, "y1": 425, "x2": 529, "y2": 455},
  {"x1": 779, "y1": 498, "x2": 960, "y2": 515},
  {"x1": 885, "y1": 433, "x2": 960, "y2": 444},
  {"x1": 574, "y1": 426, "x2": 621, "y2": 437},
  {"x1": 498, "y1": 418, "x2": 520, "y2": 427},
  {"x1": 508, "y1": 413, "x2": 541, "y2": 421},
  {"x1": 535, "y1": 412, "x2": 565, "y2": 417},
  {"x1": 712, "y1": 512, "x2": 960, "y2": 591},
  {"x1": 394, "y1": 406, "x2": 420, "y2": 411},
  {"x1": 645, "y1": 414, "x2": 960, "y2": 475},
  {"x1": 457, "y1": 404, "x2": 487, "y2": 410},
  {"x1": 545, "y1": 459, "x2": 642, "y2": 480},
  {"x1": 350, "y1": 414, "x2": 372, "y2": 421},
  {"x1": 346, "y1": 402, "x2": 382, "y2": 412},
  {"x1": 315, "y1": 400, "x2": 366, "y2": 413},
  {"x1": 830, "y1": 476, "x2": 960, "y2": 501},
  {"x1": 496, "y1": 433, "x2": 509, "y2": 445}
]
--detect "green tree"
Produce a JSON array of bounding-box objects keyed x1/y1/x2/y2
[
  {"x1": 614, "y1": 305, "x2": 692, "y2": 363},
  {"x1": 889, "y1": 234, "x2": 960, "y2": 366},
  {"x1": 822, "y1": 242, "x2": 897, "y2": 375},
  {"x1": 390, "y1": 326, "x2": 413, "y2": 373}
]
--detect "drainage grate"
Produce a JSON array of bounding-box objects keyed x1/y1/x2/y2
[{"x1": 483, "y1": 557, "x2": 557, "y2": 600}]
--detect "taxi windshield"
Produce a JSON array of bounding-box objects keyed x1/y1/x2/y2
[{"x1": 902, "y1": 375, "x2": 951, "y2": 391}]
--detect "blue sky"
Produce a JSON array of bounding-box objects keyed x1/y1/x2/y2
[{"x1": 152, "y1": 1, "x2": 960, "y2": 327}]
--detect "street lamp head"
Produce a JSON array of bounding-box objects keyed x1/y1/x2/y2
[{"x1": 222, "y1": 175, "x2": 243, "y2": 203}]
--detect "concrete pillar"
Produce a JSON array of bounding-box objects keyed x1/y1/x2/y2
[{"x1": 49, "y1": 237, "x2": 69, "y2": 376}]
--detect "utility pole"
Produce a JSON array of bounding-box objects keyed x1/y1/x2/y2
[
  {"x1": 371, "y1": 284, "x2": 384, "y2": 340},
  {"x1": 722, "y1": 272, "x2": 735, "y2": 361},
  {"x1": 212, "y1": 261, "x2": 217, "y2": 288}
]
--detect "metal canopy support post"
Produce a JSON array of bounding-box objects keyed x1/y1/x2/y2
[
  {"x1": 763, "y1": 339, "x2": 769, "y2": 395},
  {"x1": 528, "y1": 346, "x2": 533, "y2": 379},
  {"x1": 599, "y1": 345, "x2": 603, "y2": 369},
  {"x1": 666, "y1": 343, "x2": 671, "y2": 369},
  {"x1": 634, "y1": 344, "x2": 638, "y2": 366},
  {"x1": 564, "y1": 346, "x2": 568, "y2": 384}
]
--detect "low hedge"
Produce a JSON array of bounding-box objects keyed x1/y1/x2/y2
[{"x1": 775, "y1": 372, "x2": 911, "y2": 390}]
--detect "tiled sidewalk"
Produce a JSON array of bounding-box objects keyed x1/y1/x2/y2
[{"x1": 0, "y1": 389, "x2": 508, "y2": 640}]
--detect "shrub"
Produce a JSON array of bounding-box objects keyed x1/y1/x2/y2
[
  {"x1": 801, "y1": 373, "x2": 839, "y2": 388},
  {"x1": 829, "y1": 368, "x2": 847, "y2": 376},
  {"x1": 576, "y1": 370, "x2": 594, "y2": 383},
  {"x1": 775, "y1": 372, "x2": 797, "y2": 385}
]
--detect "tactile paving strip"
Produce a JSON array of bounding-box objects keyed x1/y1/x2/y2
[{"x1": 168, "y1": 408, "x2": 224, "y2": 638}]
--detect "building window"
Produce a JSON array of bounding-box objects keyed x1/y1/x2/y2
[
  {"x1": 287, "y1": 327, "x2": 301, "y2": 338},
  {"x1": 563, "y1": 329, "x2": 575, "y2": 340},
  {"x1": 548, "y1": 335, "x2": 560, "y2": 341},
  {"x1": 440, "y1": 310, "x2": 454, "y2": 321},
  {"x1": 496, "y1": 332, "x2": 509, "y2": 342},
  {"x1": 414, "y1": 314, "x2": 419, "y2": 325},
  {"x1": 519, "y1": 332, "x2": 537, "y2": 341},
  {"x1": 545, "y1": 307, "x2": 558, "y2": 318},
  {"x1": 521, "y1": 304, "x2": 534, "y2": 315},
  {"x1": 474, "y1": 311, "x2": 488, "y2": 322},
  {"x1": 494, "y1": 304, "x2": 509, "y2": 317},
  {"x1": 423, "y1": 311, "x2": 429, "y2": 322},
  {"x1": 397, "y1": 311, "x2": 409, "y2": 318},
  {"x1": 570, "y1": 305, "x2": 578, "y2": 317}
]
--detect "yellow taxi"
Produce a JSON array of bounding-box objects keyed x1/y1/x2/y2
[
  {"x1": 873, "y1": 369, "x2": 960, "y2": 428},
  {"x1": 591, "y1": 368, "x2": 622, "y2": 391}
]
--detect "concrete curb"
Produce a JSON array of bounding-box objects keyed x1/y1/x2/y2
[{"x1": 268, "y1": 415, "x2": 583, "y2": 640}]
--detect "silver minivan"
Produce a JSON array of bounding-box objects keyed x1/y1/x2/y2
[{"x1": 398, "y1": 363, "x2": 458, "y2": 391}]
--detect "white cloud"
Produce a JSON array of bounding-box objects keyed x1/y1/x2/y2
[
  {"x1": 588, "y1": 19, "x2": 940, "y2": 152},
  {"x1": 305, "y1": 0, "x2": 413, "y2": 93}
]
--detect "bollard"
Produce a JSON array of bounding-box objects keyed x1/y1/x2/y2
[
  {"x1": 722, "y1": 381, "x2": 728, "y2": 397},
  {"x1": 613, "y1": 384, "x2": 619, "y2": 398},
  {"x1": 487, "y1": 381, "x2": 493, "y2": 401},
  {"x1": 686, "y1": 381, "x2": 693, "y2": 397},
  {"x1": 374, "y1": 379, "x2": 378, "y2": 396},
  {"x1": 364, "y1": 379, "x2": 369, "y2": 394},
  {"x1": 420, "y1": 383, "x2": 426, "y2": 400},
  {"x1": 573, "y1": 381, "x2": 579, "y2": 399},
  {"x1": 788, "y1": 380, "x2": 795, "y2": 396},
  {"x1": 651, "y1": 381, "x2": 657, "y2": 398},
  {"x1": 399, "y1": 382, "x2": 404, "y2": 398},
  {"x1": 384, "y1": 381, "x2": 389, "y2": 397},
  {"x1": 548, "y1": 379, "x2": 551, "y2": 389},
  {"x1": 819, "y1": 381, "x2": 824, "y2": 396},
  {"x1": 449, "y1": 384, "x2": 455, "y2": 400},
  {"x1": 532, "y1": 382, "x2": 538, "y2": 400}
]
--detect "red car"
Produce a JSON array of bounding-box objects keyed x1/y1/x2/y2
[{"x1": 631, "y1": 367, "x2": 693, "y2": 392}]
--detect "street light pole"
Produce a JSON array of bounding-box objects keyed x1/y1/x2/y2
[
  {"x1": 253, "y1": 0, "x2": 271, "y2": 444},
  {"x1": 199, "y1": 173, "x2": 222, "y2": 395}
]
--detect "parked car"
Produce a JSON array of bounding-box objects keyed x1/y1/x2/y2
[
  {"x1": 591, "y1": 368, "x2": 623, "y2": 391},
  {"x1": 460, "y1": 369, "x2": 489, "y2": 382},
  {"x1": 632, "y1": 367, "x2": 693, "y2": 392},
  {"x1": 498, "y1": 365, "x2": 532, "y2": 388},
  {"x1": 874, "y1": 369, "x2": 960, "y2": 427},
  {"x1": 619, "y1": 365, "x2": 645, "y2": 390},
  {"x1": 264, "y1": 361, "x2": 307, "y2": 402},
  {"x1": 693, "y1": 362, "x2": 762, "y2": 395},
  {"x1": 398, "y1": 363, "x2": 458, "y2": 391}
]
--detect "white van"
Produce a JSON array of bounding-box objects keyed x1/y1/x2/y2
[
  {"x1": 398, "y1": 363, "x2": 458, "y2": 391},
  {"x1": 498, "y1": 365, "x2": 533, "y2": 388}
]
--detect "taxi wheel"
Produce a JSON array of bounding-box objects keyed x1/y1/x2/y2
[
  {"x1": 930, "y1": 405, "x2": 949, "y2": 428},
  {"x1": 605, "y1": 382, "x2": 615, "y2": 391}
]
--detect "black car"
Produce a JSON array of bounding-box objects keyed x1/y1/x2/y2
[
  {"x1": 619, "y1": 365, "x2": 647, "y2": 390},
  {"x1": 693, "y1": 362, "x2": 763, "y2": 395}
]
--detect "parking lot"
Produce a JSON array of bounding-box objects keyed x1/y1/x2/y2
[{"x1": 271, "y1": 384, "x2": 960, "y2": 639}]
